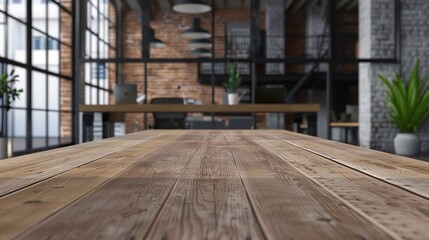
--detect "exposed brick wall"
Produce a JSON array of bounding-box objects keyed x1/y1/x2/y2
[
  {"x1": 121, "y1": 9, "x2": 265, "y2": 132},
  {"x1": 59, "y1": 1, "x2": 117, "y2": 141},
  {"x1": 108, "y1": 2, "x2": 117, "y2": 104},
  {"x1": 60, "y1": 0, "x2": 72, "y2": 142}
]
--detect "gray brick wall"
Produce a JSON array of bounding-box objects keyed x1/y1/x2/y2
[{"x1": 359, "y1": 0, "x2": 429, "y2": 153}]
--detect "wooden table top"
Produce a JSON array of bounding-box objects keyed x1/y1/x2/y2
[
  {"x1": 300, "y1": 122, "x2": 359, "y2": 129},
  {"x1": 79, "y1": 104, "x2": 320, "y2": 113},
  {"x1": 1, "y1": 130, "x2": 429, "y2": 239}
]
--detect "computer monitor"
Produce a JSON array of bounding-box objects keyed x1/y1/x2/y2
[{"x1": 115, "y1": 84, "x2": 137, "y2": 104}]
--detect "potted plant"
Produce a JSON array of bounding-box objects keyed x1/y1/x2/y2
[
  {"x1": 0, "y1": 70, "x2": 23, "y2": 159},
  {"x1": 223, "y1": 62, "x2": 242, "y2": 105},
  {"x1": 379, "y1": 60, "x2": 429, "y2": 156}
]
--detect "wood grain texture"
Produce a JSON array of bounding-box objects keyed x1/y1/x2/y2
[
  {"x1": 224, "y1": 134, "x2": 392, "y2": 239},
  {"x1": 268, "y1": 132, "x2": 429, "y2": 199},
  {"x1": 79, "y1": 104, "x2": 320, "y2": 113},
  {"x1": 0, "y1": 135, "x2": 178, "y2": 240},
  {"x1": 254, "y1": 137, "x2": 429, "y2": 240},
  {"x1": 0, "y1": 132, "x2": 170, "y2": 197},
  {"x1": 146, "y1": 132, "x2": 264, "y2": 240},
  {"x1": 330, "y1": 122, "x2": 359, "y2": 127},
  {"x1": 16, "y1": 133, "x2": 205, "y2": 240},
  {"x1": 1, "y1": 130, "x2": 428, "y2": 240}
]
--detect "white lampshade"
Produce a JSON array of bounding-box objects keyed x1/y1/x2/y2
[
  {"x1": 181, "y1": 18, "x2": 211, "y2": 39},
  {"x1": 173, "y1": 0, "x2": 211, "y2": 14},
  {"x1": 191, "y1": 48, "x2": 212, "y2": 58},
  {"x1": 188, "y1": 39, "x2": 212, "y2": 49}
]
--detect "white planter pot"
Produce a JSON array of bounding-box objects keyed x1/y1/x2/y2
[
  {"x1": 394, "y1": 133, "x2": 420, "y2": 156},
  {"x1": 228, "y1": 93, "x2": 239, "y2": 105},
  {"x1": 0, "y1": 137, "x2": 13, "y2": 159}
]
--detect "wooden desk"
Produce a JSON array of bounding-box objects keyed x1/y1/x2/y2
[
  {"x1": 80, "y1": 104, "x2": 321, "y2": 141},
  {"x1": 300, "y1": 122, "x2": 359, "y2": 129},
  {"x1": 79, "y1": 103, "x2": 321, "y2": 113},
  {"x1": 1, "y1": 130, "x2": 428, "y2": 239}
]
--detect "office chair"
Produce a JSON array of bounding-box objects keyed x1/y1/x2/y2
[{"x1": 151, "y1": 98, "x2": 187, "y2": 129}]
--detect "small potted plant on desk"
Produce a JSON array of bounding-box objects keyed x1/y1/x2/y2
[
  {"x1": 0, "y1": 70, "x2": 23, "y2": 159},
  {"x1": 379, "y1": 60, "x2": 429, "y2": 156},
  {"x1": 223, "y1": 62, "x2": 242, "y2": 105}
]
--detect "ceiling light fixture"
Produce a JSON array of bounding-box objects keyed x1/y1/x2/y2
[
  {"x1": 150, "y1": 28, "x2": 165, "y2": 48},
  {"x1": 188, "y1": 38, "x2": 212, "y2": 49},
  {"x1": 191, "y1": 48, "x2": 212, "y2": 58},
  {"x1": 181, "y1": 18, "x2": 211, "y2": 39},
  {"x1": 173, "y1": 0, "x2": 211, "y2": 14}
]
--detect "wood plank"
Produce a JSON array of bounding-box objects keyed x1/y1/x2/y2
[
  {"x1": 266, "y1": 129, "x2": 429, "y2": 172},
  {"x1": 0, "y1": 131, "x2": 164, "y2": 174},
  {"x1": 255, "y1": 137, "x2": 429, "y2": 240},
  {"x1": 330, "y1": 122, "x2": 359, "y2": 127},
  {"x1": 146, "y1": 132, "x2": 264, "y2": 239},
  {"x1": 300, "y1": 122, "x2": 359, "y2": 129},
  {"x1": 0, "y1": 132, "x2": 170, "y2": 197},
  {"x1": 16, "y1": 133, "x2": 206, "y2": 240},
  {"x1": 0, "y1": 134, "x2": 180, "y2": 240},
  {"x1": 224, "y1": 133, "x2": 393, "y2": 239},
  {"x1": 0, "y1": 136, "x2": 130, "y2": 174},
  {"x1": 267, "y1": 132, "x2": 429, "y2": 199},
  {"x1": 79, "y1": 103, "x2": 320, "y2": 113}
]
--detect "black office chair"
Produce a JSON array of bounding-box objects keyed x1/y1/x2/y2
[{"x1": 151, "y1": 98, "x2": 187, "y2": 129}]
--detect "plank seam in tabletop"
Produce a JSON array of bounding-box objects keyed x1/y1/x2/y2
[
  {"x1": 145, "y1": 131, "x2": 264, "y2": 239},
  {"x1": 0, "y1": 132, "x2": 183, "y2": 239},
  {"x1": 264, "y1": 131, "x2": 429, "y2": 200},
  {"x1": 222, "y1": 132, "x2": 269, "y2": 240},
  {"x1": 0, "y1": 131, "x2": 158, "y2": 171},
  {"x1": 251, "y1": 137, "x2": 402, "y2": 240},
  {"x1": 283, "y1": 140, "x2": 429, "y2": 200},
  {"x1": 223, "y1": 132, "x2": 392, "y2": 239},
  {"x1": 15, "y1": 131, "x2": 206, "y2": 239},
  {"x1": 264, "y1": 130, "x2": 429, "y2": 172},
  {"x1": 0, "y1": 131, "x2": 168, "y2": 198},
  {"x1": 141, "y1": 132, "x2": 207, "y2": 240}
]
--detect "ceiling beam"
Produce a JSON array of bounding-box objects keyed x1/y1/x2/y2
[
  {"x1": 290, "y1": 0, "x2": 308, "y2": 13},
  {"x1": 285, "y1": 0, "x2": 294, "y2": 11},
  {"x1": 227, "y1": 0, "x2": 241, "y2": 9},
  {"x1": 125, "y1": 0, "x2": 142, "y2": 24},
  {"x1": 157, "y1": 0, "x2": 171, "y2": 11},
  {"x1": 336, "y1": 0, "x2": 351, "y2": 11},
  {"x1": 345, "y1": 0, "x2": 358, "y2": 11},
  {"x1": 307, "y1": 0, "x2": 318, "y2": 8},
  {"x1": 215, "y1": 0, "x2": 224, "y2": 8},
  {"x1": 260, "y1": 0, "x2": 266, "y2": 12},
  {"x1": 239, "y1": 0, "x2": 244, "y2": 9}
]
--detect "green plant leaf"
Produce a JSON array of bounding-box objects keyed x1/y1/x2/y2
[
  {"x1": 0, "y1": 70, "x2": 23, "y2": 111},
  {"x1": 379, "y1": 59, "x2": 429, "y2": 133}
]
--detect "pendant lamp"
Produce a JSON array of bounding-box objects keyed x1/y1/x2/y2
[
  {"x1": 191, "y1": 48, "x2": 212, "y2": 58},
  {"x1": 188, "y1": 38, "x2": 212, "y2": 49},
  {"x1": 173, "y1": 0, "x2": 211, "y2": 14},
  {"x1": 150, "y1": 28, "x2": 165, "y2": 48},
  {"x1": 181, "y1": 18, "x2": 211, "y2": 39}
]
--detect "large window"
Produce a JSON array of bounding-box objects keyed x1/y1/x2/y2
[
  {"x1": 0, "y1": 0, "x2": 73, "y2": 153},
  {"x1": 84, "y1": 0, "x2": 114, "y2": 106}
]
